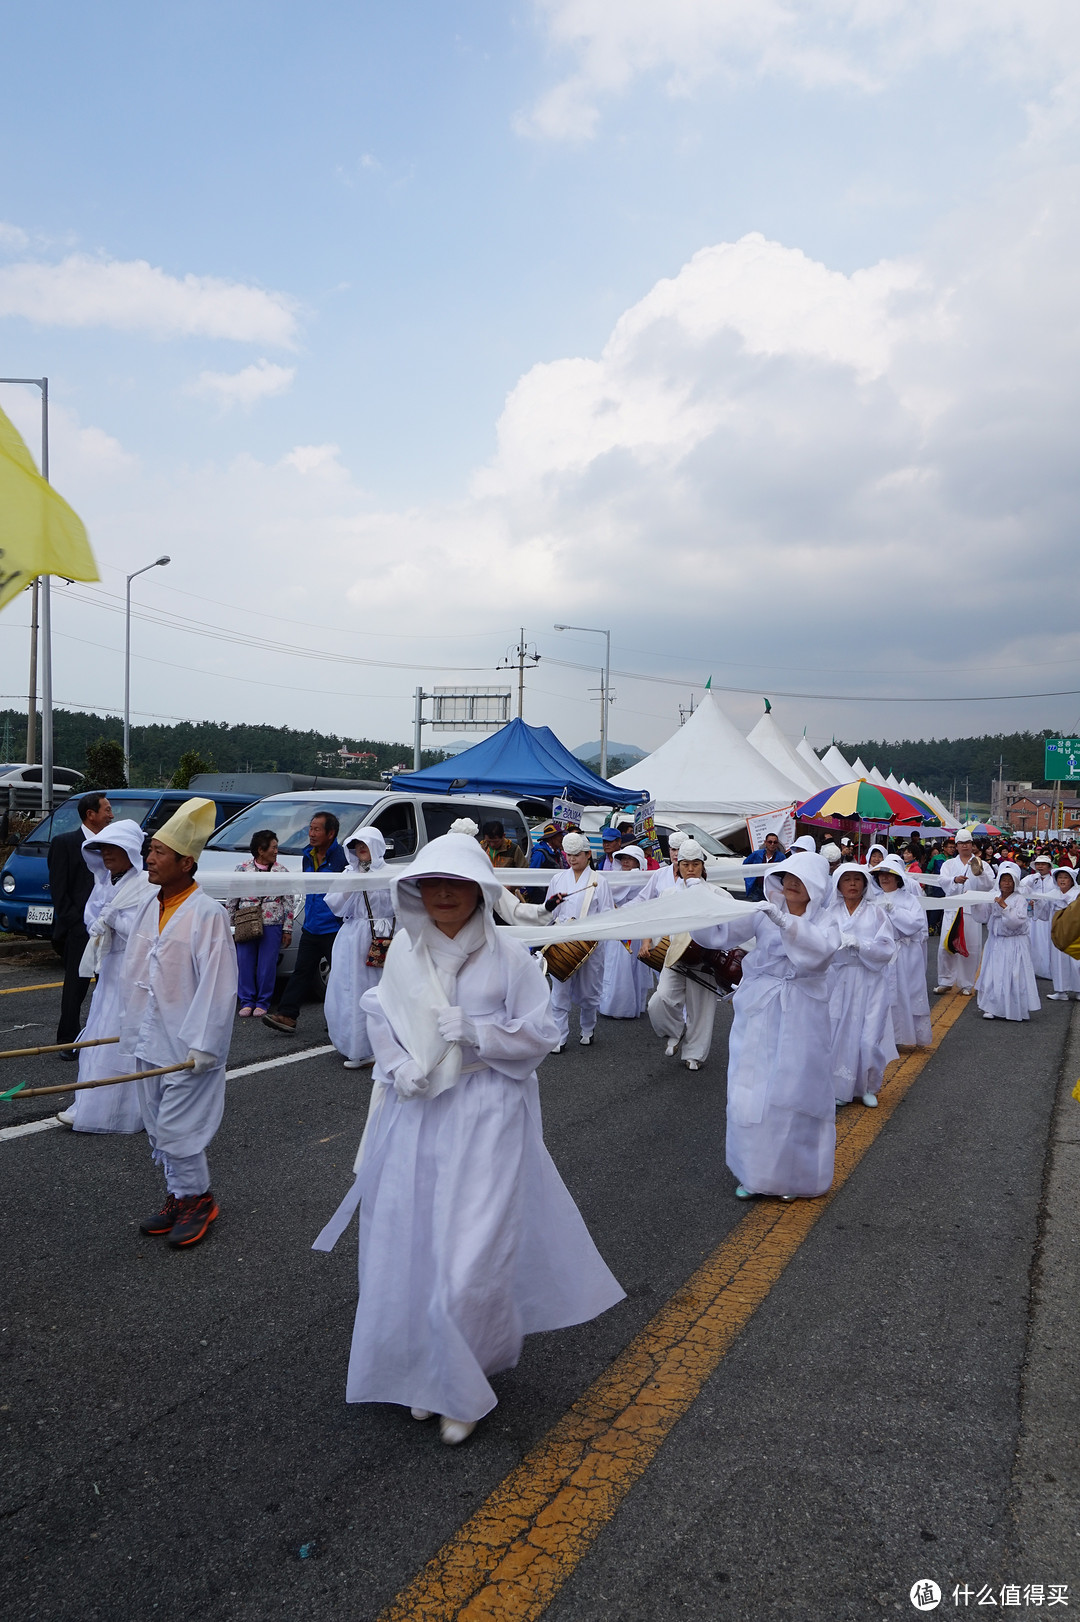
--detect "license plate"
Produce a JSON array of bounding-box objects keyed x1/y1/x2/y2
[{"x1": 26, "y1": 905, "x2": 54, "y2": 925}]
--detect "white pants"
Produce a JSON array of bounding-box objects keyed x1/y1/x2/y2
[
  {"x1": 936, "y1": 921, "x2": 983, "y2": 990},
  {"x1": 648, "y1": 968, "x2": 716, "y2": 1063},
  {"x1": 549, "y1": 949, "x2": 605, "y2": 1044}
]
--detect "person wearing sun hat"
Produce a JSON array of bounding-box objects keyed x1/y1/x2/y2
[{"x1": 121, "y1": 797, "x2": 238, "y2": 1250}]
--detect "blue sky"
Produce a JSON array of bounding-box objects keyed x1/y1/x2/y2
[{"x1": 2, "y1": 2, "x2": 1079, "y2": 763}]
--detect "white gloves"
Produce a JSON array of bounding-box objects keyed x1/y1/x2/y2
[
  {"x1": 186, "y1": 1049, "x2": 216, "y2": 1074},
  {"x1": 762, "y1": 901, "x2": 793, "y2": 931},
  {"x1": 393, "y1": 1059, "x2": 429, "y2": 1100},
  {"x1": 437, "y1": 1007, "x2": 479, "y2": 1047},
  {"x1": 839, "y1": 934, "x2": 857, "y2": 951}
]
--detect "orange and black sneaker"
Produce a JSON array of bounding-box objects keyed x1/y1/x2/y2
[
  {"x1": 139, "y1": 1193, "x2": 183, "y2": 1235},
  {"x1": 166, "y1": 1191, "x2": 219, "y2": 1249}
]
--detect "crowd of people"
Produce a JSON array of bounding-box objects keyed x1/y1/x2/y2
[{"x1": 39, "y1": 792, "x2": 1080, "y2": 1447}]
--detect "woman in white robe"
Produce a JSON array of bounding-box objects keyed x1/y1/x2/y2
[
  {"x1": 644, "y1": 841, "x2": 719, "y2": 1072},
  {"x1": 822, "y1": 864, "x2": 898, "y2": 1106},
  {"x1": 543, "y1": 833, "x2": 614, "y2": 1050},
  {"x1": 865, "y1": 842, "x2": 888, "y2": 871},
  {"x1": 600, "y1": 846, "x2": 654, "y2": 1019},
  {"x1": 1019, "y1": 856, "x2": 1056, "y2": 979},
  {"x1": 63, "y1": 820, "x2": 153, "y2": 1134},
  {"x1": 312, "y1": 832, "x2": 624, "y2": 1444},
  {"x1": 976, "y1": 862, "x2": 1041, "y2": 1021},
  {"x1": 871, "y1": 855, "x2": 931, "y2": 1048},
  {"x1": 691, "y1": 851, "x2": 837, "y2": 1199},
  {"x1": 324, "y1": 826, "x2": 394, "y2": 1068},
  {"x1": 1047, "y1": 869, "x2": 1080, "y2": 1000}
]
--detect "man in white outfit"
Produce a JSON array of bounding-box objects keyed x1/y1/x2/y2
[
  {"x1": 544, "y1": 832, "x2": 613, "y2": 1050},
  {"x1": 645, "y1": 840, "x2": 718, "y2": 1072},
  {"x1": 122, "y1": 798, "x2": 238, "y2": 1249},
  {"x1": 934, "y1": 831, "x2": 994, "y2": 994}
]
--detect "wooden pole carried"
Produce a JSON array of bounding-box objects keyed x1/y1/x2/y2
[
  {"x1": 0, "y1": 1036, "x2": 119, "y2": 1061},
  {"x1": 1, "y1": 1059, "x2": 195, "y2": 1102}
]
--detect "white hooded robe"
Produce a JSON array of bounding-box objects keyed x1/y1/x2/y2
[{"x1": 324, "y1": 825, "x2": 394, "y2": 1063}]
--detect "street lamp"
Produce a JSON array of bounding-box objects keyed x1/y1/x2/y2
[
  {"x1": 0, "y1": 377, "x2": 51, "y2": 807},
  {"x1": 124, "y1": 556, "x2": 170, "y2": 783},
  {"x1": 554, "y1": 624, "x2": 611, "y2": 778}
]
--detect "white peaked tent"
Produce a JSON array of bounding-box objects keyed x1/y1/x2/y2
[
  {"x1": 608, "y1": 692, "x2": 802, "y2": 828},
  {"x1": 796, "y1": 735, "x2": 837, "y2": 789},
  {"x1": 868, "y1": 765, "x2": 888, "y2": 787},
  {"x1": 746, "y1": 708, "x2": 823, "y2": 798},
  {"x1": 885, "y1": 772, "x2": 902, "y2": 790},
  {"x1": 820, "y1": 745, "x2": 858, "y2": 785},
  {"x1": 851, "y1": 756, "x2": 871, "y2": 778}
]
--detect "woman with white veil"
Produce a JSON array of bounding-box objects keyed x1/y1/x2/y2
[
  {"x1": 975, "y1": 862, "x2": 1040, "y2": 1022},
  {"x1": 871, "y1": 854, "x2": 931, "y2": 1047},
  {"x1": 599, "y1": 844, "x2": 654, "y2": 1019},
  {"x1": 324, "y1": 827, "x2": 394, "y2": 1069},
  {"x1": 1047, "y1": 868, "x2": 1080, "y2": 1001},
  {"x1": 690, "y1": 851, "x2": 837, "y2": 1200},
  {"x1": 313, "y1": 831, "x2": 624, "y2": 1445},
  {"x1": 823, "y1": 863, "x2": 898, "y2": 1107}
]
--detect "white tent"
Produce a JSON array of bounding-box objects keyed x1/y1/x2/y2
[
  {"x1": 820, "y1": 745, "x2": 858, "y2": 785},
  {"x1": 796, "y1": 735, "x2": 837, "y2": 789},
  {"x1": 868, "y1": 765, "x2": 888, "y2": 787},
  {"x1": 608, "y1": 692, "x2": 802, "y2": 830},
  {"x1": 885, "y1": 772, "x2": 902, "y2": 790},
  {"x1": 851, "y1": 756, "x2": 871, "y2": 778},
  {"x1": 746, "y1": 708, "x2": 823, "y2": 798}
]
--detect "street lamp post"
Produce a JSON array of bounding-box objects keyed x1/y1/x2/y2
[
  {"x1": 124, "y1": 556, "x2": 170, "y2": 784},
  {"x1": 0, "y1": 377, "x2": 51, "y2": 808},
  {"x1": 554, "y1": 624, "x2": 611, "y2": 778}
]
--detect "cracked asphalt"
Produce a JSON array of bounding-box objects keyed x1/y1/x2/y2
[{"x1": 1, "y1": 957, "x2": 1077, "y2": 1622}]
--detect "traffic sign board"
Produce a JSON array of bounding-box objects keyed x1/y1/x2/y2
[{"x1": 1044, "y1": 738, "x2": 1080, "y2": 782}]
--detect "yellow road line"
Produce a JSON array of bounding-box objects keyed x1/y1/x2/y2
[
  {"x1": 0, "y1": 980, "x2": 64, "y2": 995},
  {"x1": 379, "y1": 989, "x2": 971, "y2": 1622}
]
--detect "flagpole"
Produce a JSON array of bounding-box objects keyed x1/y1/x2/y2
[{"x1": 0, "y1": 376, "x2": 51, "y2": 812}]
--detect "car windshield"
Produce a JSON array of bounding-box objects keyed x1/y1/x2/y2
[
  {"x1": 205, "y1": 798, "x2": 374, "y2": 855},
  {"x1": 676, "y1": 823, "x2": 735, "y2": 857}
]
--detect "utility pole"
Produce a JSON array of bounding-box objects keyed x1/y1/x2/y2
[
  {"x1": 26, "y1": 580, "x2": 38, "y2": 764},
  {"x1": 497, "y1": 629, "x2": 540, "y2": 719},
  {"x1": 413, "y1": 686, "x2": 426, "y2": 771}
]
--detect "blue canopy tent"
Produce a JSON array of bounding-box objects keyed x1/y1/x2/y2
[{"x1": 391, "y1": 718, "x2": 648, "y2": 807}]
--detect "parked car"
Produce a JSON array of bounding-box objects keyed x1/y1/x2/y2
[
  {"x1": 0, "y1": 787, "x2": 259, "y2": 938},
  {"x1": 200, "y1": 789, "x2": 534, "y2": 977}
]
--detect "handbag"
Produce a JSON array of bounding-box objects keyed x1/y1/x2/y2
[
  {"x1": 363, "y1": 891, "x2": 394, "y2": 968},
  {"x1": 233, "y1": 904, "x2": 264, "y2": 944}
]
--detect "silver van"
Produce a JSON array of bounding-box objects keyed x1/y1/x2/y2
[{"x1": 199, "y1": 789, "x2": 533, "y2": 979}]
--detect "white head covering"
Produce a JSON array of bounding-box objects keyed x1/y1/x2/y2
[
  {"x1": 449, "y1": 817, "x2": 479, "y2": 838},
  {"x1": 1055, "y1": 866, "x2": 1078, "y2": 888},
  {"x1": 871, "y1": 853, "x2": 913, "y2": 894},
  {"x1": 820, "y1": 842, "x2": 843, "y2": 865},
  {"x1": 1033, "y1": 853, "x2": 1052, "y2": 866},
  {"x1": 83, "y1": 818, "x2": 145, "y2": 868},
  {"x1": 344, "y1": 824, "x2": 387, "y2": 872},
  {"x1": 613, "y1": 845, "x2": 646, "y2": 869},
  {"x1": 829, "y1": 861, "x2": 872, "y2": 906},
  {"x1": 390, "y1": 831, "x2": 503, "y2": 951},
  {"x1": 677, "y1": 838, "x2": 707, "y2": 865},
  {"x1": 791, "y1": 834, "x2": 817, "y2": 853},
  {"x1": 955, "y1": 829, "x2": 974, "y2": 845},
  {"x1": 997, "y1": 860, "x2": 1022, "y2": 886},
  {"x1": 562, "y1": 831, "x2": 589, "y2": 856},
  {"x1": 668, "y1": 830, "x2": 688, "y2": 852},
  {"x1": 763, "y1": 851, "x2": 830, "y2": 917},
  {"x1": 866, "y1": 842, "x2": 888, "y2": 865}
]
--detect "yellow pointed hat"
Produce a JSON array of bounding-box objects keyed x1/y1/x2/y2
[{"x1": 153, "y1": 797, "x2": 217, "y2": 858}]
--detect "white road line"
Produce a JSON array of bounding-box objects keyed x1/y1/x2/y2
[{"x1": 0, "y1": 1043, "x2": 338, "y2": 1145}]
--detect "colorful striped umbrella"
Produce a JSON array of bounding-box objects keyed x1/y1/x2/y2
[{"x1": 796, "y1": 780, "x2": 930, "y2": 825}]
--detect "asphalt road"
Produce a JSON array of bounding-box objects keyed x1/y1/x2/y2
[{"x1": 1, "y1": 962, "x2": 1076, "y2": 1621}]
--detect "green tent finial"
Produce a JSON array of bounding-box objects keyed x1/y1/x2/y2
[
  {"x1": 705, "y1": 676, "x2": 712, "y2": 690},
  {"x1": 764, "y1": 697, "x2": 771, "y2": 713}
]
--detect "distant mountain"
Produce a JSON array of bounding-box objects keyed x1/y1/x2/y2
[{"x1": 572, "y1": 740, "x2": 648, "y2": 765}]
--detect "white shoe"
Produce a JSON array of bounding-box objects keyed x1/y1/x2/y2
[
  {"x1": 1048, "y1": 992, "x2": 1069, "y2": 1001},
  {"x1": 410, "y1": 1407, "x2": 434, "y2": 1421},
  {"x1": 664, "y1": 1037, "x2": 680, "y2": 1057},
  {"x1": 982, "y1": 1012, "x2": 995, "y2": 1020},
  {"x1": 734, "y1": 1184, "x2": 755, "y2": 1199},
  {"x1": 55, "y1": 1107, "x2": 75, "y2": 1127},
  {"x1": 439, "y1": 1416, "x2": 476, "y2": 1446},
  {"x1": 579, "y1": 1033, "x2": 593, "y2": 1046},
  {"x1": 860, "y1": 1092, "x2": 878, "y2": 1107},
  {"x1": 551, "y1": 1044, "x2": 565, "y2": 1055},
  {"x1": 343, "y1": 1059, "x2": 365, "y2": 1070},
  {"x1": 683, "y1": 1059, "x2": 701, "y2": 1072},
  {"x1": 962, "y1": 988, "x2": 974, "y2": 996},
  {"x1": 933, "y1": 985, "x2": 950, "y2": 994}
]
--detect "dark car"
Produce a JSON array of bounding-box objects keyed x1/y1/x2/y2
[{"x1": 0, "y1": 788, "x2": 259, "y2": 938}]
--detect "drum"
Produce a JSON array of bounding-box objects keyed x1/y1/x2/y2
[
  {"x1": 637, "y1": 937, "x2": 670, "y2": 973},
  {"x1": 541, "y1": 938, "x2": 599, "y2": 982}
]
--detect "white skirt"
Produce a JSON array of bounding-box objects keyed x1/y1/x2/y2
[{"x1": 977, "y1": 933, "x2": 1041, "y2": 1021}]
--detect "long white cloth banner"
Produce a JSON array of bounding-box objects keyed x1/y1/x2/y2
[{"x1": 198, "y1": 863, "x2": 759, "y2": 898}]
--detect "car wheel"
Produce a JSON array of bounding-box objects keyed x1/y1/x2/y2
[{"x1": 318, "y1": 954, "x2": 331, "y2": 996}]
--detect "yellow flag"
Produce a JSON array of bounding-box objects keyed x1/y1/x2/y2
[{"x1": 0, "y1": 405, "x2": 99, "y2": 609}]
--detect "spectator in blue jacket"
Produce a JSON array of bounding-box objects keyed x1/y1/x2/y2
[
  {"x1": 742, "y1": 830, "x2": 787, "y2": 901},
  {"x1": 263, "y1": 811, "x2": 348, "y2": 1034}
]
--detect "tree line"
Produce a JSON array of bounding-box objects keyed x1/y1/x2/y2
[
  {"x1": 832, "y1": 730, "x2": 1061, "y2": 800},
  {"x1": 0, "y1": 708, "x2": 449, "y2": 789}
]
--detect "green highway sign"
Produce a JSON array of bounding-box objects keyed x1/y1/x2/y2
[{"x1": 1044, "y1": 738, "x2": 1080, "y2": 782}]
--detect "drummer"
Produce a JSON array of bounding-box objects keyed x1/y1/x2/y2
[
  {"x1": 543, "y1": 832, "x2": 614, "y2": 1051},
  {"x1": 643, "y1": 839, "x2": 718, "y2": 1073}
]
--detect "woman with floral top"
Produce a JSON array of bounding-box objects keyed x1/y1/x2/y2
[{"x1": 229, "y1": 830, "x2": 296, "y2": 1017}]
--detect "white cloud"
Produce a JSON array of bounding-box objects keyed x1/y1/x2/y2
[
  {"x1": 0, "y1": 254, "x2": 299, "y2": 345},
  {"x1": 0, "y1": 222, "x2": 29, "y2": 252},
  {"x1": 190, "y1": 359, "x2": 296, "y2": 408},
  {"x1": 281, "y1": 443, "x2": 346, "y2": 477},
  {"x1": 520, "y1": 0, "x2": 1080, "y2": 139}
]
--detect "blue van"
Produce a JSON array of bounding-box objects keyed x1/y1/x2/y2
[{"x1": 0, "y1": 788, "x2": 258, "y2": 938}]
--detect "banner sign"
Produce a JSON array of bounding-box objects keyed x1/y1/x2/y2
[
  {"x1": 633, "y1": 797, "x2": 662, "y2": 860},
  {"x1": 746, "y1": 806, "x2": 797, "y2": 850},
  {"x1": 552, "y1": 797, "x2": 584, "y2": 829}
]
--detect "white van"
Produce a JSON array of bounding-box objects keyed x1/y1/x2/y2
[{"x1": 199, "y1": 789, "x2": 534, "y2": 978}]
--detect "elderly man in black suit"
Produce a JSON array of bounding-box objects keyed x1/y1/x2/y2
[{"x1": 48, "y1": 791, "x2": 114, "y2": 1058}]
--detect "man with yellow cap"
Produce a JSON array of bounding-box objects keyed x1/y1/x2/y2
[{"x1": 120, "y1": 798, "x2": 238, "y2": 1249}]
